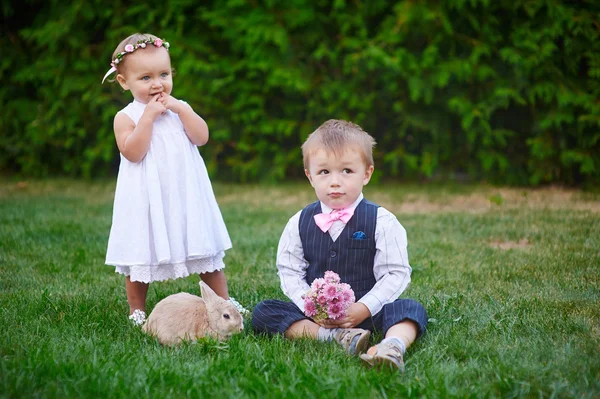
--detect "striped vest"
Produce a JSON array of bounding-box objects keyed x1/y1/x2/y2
[{"x1": 299, "y1": 199, "x2": 379, "y2": 300}]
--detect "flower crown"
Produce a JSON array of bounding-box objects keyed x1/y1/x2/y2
[{"x1": 102, "y1": 37, "x2": 170, "y2": 83}]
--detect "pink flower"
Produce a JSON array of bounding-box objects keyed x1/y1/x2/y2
[
  {"x1": 327, "y1": 303, "x2": 344, "y2": 319},
  {"x1": 124, "y1": 44, "x2": 134, "y2": 52},
  {"x1": 316, "y1": 294, "x2": 327, "y2": 306},
  {"x1": 301, "y1": 270, "x2": 355, "y2": 322},
  {"x1": 311, "y1": 278, "x2": 325, "y2": 291},
  {"x1": 341, "y1": 291, "x2": 352, "y2": 303},
  {"x1": 340, "y1": 284, "x2": 354, "y2": 302},
  {"x1": 324, "y1": 271, "x2": 340, "y2": 283},
  {"x1": 304, "y1": 298, "x2": 317, "y2": 317},
  {"x1": 154, "y1": 38, "x2": 163, "y2": 47},
  {"x1": 323, "y1": 283, "x2": 338, "y2": 300}
]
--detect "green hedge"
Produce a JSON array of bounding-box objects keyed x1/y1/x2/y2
[{"x1": 2, "y1": 0, "x2": 599, "y2": 185}]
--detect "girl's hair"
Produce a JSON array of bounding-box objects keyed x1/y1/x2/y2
[
  {"x1": 301, "y1": 119, "x2": 376, "y2": 169},
  {"x1": 111, "y1": 32, "x2": 162, "y2": 72}
]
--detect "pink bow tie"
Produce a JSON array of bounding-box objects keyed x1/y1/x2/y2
[{"x1": 314, "y1": 208, "x2": 355, "y2": 233}]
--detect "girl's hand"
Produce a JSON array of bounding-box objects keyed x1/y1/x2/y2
[
  {"x1": 317, "y1": 303, "x2": 371, "y2": 329},
  {"x1": 158, "y1": 93, "x2": 182, "y2": 114},
  {"x1": 145, "y1": 94, "x2": 167, "y2": 121}
]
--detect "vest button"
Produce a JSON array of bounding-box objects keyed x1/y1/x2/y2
[{"x1": 330, "y1": 250, "x2": 337, "y2": 258}]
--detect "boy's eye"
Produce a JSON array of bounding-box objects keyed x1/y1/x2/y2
[
  {"x1": 142, "y1": 76, "x2": 150, "y2": 81},
  {"x1": 318, "y1": 170, "x2": 329, "y2": 175},
  {"x1": 161, "y1": 72, "x2": 168, "y2": 78},
  {"x1": 343, "y1": 168, "x2": 353, "y2": 174}
]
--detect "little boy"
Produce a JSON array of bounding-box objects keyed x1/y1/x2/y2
[{"x1": 252, "y1": 119, "x2": 427, "y2": 371}]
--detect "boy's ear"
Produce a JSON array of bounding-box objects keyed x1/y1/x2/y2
[
  {"x1": 363, "y1": 165, "x2": 374, "y2": 185},
  {"x1": 304, "y1": 169, "x2": 315, "y2": 187},
  {"x1": 116, "y1": 74, "x2": 129, "y2": 90}
]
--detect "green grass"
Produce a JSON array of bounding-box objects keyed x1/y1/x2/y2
[{"x1": 1, "y1": 179, "x2": 599, "y2": 398}]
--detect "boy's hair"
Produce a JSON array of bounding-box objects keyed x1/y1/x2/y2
[
  {"x1": 302, "y1": 119, "x2": 376, "y2": 169},
  {"x1": 111, "y1": 32, "x2": 162, "y2": 72}
]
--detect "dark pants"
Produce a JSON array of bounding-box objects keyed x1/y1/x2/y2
[{"x1": 252, "y1": 298, "x2": 428, "y2": 338}]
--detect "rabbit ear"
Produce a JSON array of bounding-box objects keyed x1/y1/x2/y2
[{"x1": 199, "y1": 281, "x2": 219, "y2": 305}]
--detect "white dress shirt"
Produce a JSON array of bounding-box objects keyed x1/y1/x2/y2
[{"x1": 276, "y1": 193, "x2": 412, "y2": 316}]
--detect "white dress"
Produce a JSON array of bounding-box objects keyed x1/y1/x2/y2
[{"x1": 105, "y1": 99, "x2": 232, "y2": 283}]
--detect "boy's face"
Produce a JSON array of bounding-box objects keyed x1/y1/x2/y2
[
  {"x1": 116, "y1": 47, "x2": 173, "y2": 104},
  {"x1": 305, "y1": 147, "x2": 374, "y2": 210}
]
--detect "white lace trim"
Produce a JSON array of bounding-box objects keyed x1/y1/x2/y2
[
  {"x1": 114, "y1": 256, "x2": 225, "y2": 283},
  {"x1": 228, "y1": 297, "x2": 250, "y2": 315},
  {"x1": 129, "y1": 309, "x2": 147, "y2": 326}
]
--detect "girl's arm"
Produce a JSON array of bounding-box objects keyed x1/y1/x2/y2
[
  {"x1": 177, "y1": 103, "x2": 209, "y2": 146},
  {"x1": 159, "y1": 94, "x2": 209, "y2": 146},
  {"x1": 114, "y1": 95, "x2": 165, "y2": 163}
]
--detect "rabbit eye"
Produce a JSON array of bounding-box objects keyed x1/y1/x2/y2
[{"x1": 223, "y1": 314, "x2": 230, "y2": 319}]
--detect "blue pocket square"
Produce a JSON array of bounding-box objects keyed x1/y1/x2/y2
[{"x1": 352, "y1": 231, "x2": 367, "y2": 240}]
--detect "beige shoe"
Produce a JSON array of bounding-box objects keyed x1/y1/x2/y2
[
  {"x1": 333, "y1": 328, "x2": 371, "y2": 355},
  {"x1": 360, "y1": 341, "x2": 405, "y2": 372}
]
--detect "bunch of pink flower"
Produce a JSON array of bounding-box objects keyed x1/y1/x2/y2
[{"x1": 302, "y1": 271, "x2": 355, "y2": 322}]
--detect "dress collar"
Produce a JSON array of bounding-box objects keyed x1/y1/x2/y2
[{"x1": 132, "y1": 99, "x2": 147, "y2": 108}]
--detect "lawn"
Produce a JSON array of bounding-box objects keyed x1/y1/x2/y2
[{"x1": 1, "y1": 179, "x2": 599, "y2": 398}]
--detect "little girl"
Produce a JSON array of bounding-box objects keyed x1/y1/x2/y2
[{"x1": 103, "y1": 32, "x2": 245, "y2": 325}]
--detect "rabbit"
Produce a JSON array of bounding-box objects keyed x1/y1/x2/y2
[{"x1": 142, "y1": 281, "x2": 244, "y2": 345}]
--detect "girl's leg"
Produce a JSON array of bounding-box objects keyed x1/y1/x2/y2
[
  {"x1": 125, "y1": 276, "x2": 149, "y2": 314},
  {"x1": 200, "y1": 269, "x2": 229, "y2": 299}
]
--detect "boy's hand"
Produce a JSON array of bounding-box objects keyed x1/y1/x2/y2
[
  {"x1": 144, "y1": 94, "x2": 167, "y2": 121},
  {"x1": 319, "y1": 302, "x2": 371, "y2": 329},
  {"x1": 158, "y1": 93, "x2": 182, "y2": 114}
]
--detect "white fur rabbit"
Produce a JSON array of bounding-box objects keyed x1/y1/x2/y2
[{"x1": 142, "y1": 281, "x2": 244, "y2": 345}]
